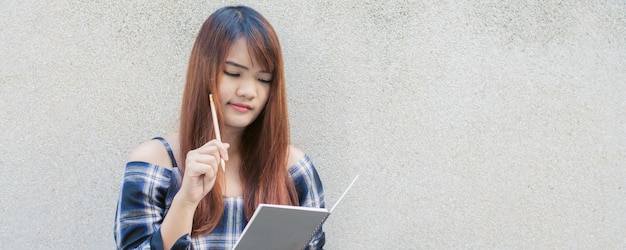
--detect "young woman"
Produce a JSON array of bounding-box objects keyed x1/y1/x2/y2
[{"x1": 114, "y1": 6, "x2": 325, "y2": 250}]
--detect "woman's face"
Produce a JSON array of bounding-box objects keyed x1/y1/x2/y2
[{"x1": 218, "y1": 37, "x2": 272, "y2": 133}]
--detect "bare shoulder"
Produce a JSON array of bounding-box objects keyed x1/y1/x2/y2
[
  {"x1": 127, "y1": 138, "x2": 174, "y2": 170},
  {"x1": 287, "y1": 145, "x2": 306, "y2": 168}
]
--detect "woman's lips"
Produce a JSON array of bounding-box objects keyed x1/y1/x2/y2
[{"x1": 229, "y1": 103, "x2": 251, "y2": 112}]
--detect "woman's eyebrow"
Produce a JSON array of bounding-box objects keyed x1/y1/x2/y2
[
  {"x1": 225, "y1": 61, "x2": 249, "y2": 70},
  {"x1": 225, "y1": 60, "x2": 271, "y2": 73}
]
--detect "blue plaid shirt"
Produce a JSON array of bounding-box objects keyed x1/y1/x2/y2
[{"x1": 114, "y1": 138, "x2": 325, "y2": 250}]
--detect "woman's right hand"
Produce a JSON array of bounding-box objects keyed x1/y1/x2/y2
[{"x1": 177, "y1": 139, "x2": 229, "y2": 207}]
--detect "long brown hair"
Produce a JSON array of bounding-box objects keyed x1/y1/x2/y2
[{"x1": 179, "y1": 5, "x2": 297, "y2": 236}]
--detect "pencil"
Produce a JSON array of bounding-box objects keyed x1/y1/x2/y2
[{"x1": 209, "y1": 94, "x2": 226, "y2": 172}]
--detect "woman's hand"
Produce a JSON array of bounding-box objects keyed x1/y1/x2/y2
[{"x1": 177, "y1": 139, "x2": 229, "y2": 207}]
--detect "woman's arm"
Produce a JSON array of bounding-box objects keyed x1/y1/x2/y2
[
  {"x1": 114, "y1": 161, "x2": 188, "y2": 249},
  {"x1": 158, "y1": 194, "x2": 197, "y2": 249}
]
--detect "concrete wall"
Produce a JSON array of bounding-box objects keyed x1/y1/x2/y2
[{"x1": 1, "y1": 1, "x2": 624, "y2": 249}]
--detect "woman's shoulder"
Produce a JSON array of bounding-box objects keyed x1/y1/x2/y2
[
  {"x1": 127, "y1": 135, "x2": 179, "y2": 170},
  {"x1": 287, "y1": 145, "x2": 320, "y2": 179},
  {"x1": 287, "y1": 145, "x2": 306, "y2": 168},
  {"x1": 286, "y1": 146, "x2": 324, "y2": 207}
]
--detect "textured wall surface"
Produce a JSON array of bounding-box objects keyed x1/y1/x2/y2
[{"x1": 1, "y1": 0, "x2": 625, "y2": 249}]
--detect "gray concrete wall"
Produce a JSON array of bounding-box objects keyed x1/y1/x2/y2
[{"x1": 1, "y1": 1, "x2": 625, "y2": 249}]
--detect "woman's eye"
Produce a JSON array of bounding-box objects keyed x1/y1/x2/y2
[
  {"x1": 258, "y1": 78, "x2": 272, "y2": 84},
  {"x1": 224, "y1": 71, "x2": 240, "y2": 77}
]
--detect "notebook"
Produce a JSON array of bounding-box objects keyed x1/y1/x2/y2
[{"x1": 232, "y1": 175, "x2": 359, "y2": 250}]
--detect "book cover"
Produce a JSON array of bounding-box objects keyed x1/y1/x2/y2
[{"x1": 233, "y1": 175, "x2": 359, "y2": 250}]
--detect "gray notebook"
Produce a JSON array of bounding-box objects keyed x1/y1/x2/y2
[{"x1": 233, "y1": 175, "x2": 359, "y2": 250}]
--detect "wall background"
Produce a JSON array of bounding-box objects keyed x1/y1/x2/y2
[{"x1": 1, "y1": 0, "x2": 624, "y2": 249}]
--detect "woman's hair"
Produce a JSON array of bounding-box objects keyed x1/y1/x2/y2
[{"x1": 179, "y1": 5, "x2": 297, "y2": 236}]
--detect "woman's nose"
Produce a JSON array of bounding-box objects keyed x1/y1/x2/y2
[{"x1": 236, "y1": 77, "x2": 257, "y2": 99}]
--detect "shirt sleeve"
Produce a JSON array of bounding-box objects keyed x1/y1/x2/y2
[
  {"x1": 114, "y1": 162, "x2": 190, "y2": 250},
  {"x1": 289, "y1": 155, "x2": 326, "y2": 250}
]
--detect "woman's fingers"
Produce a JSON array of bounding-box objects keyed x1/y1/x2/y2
[
  {"x1": 187, "y1": 140, "x2": 229, "y2": 171},
  {"x1": 195, "y1": 140, "x2": 230, "y2": 162},
  {"x1": 188, "y1": 153, "x2": 219, "y2": 168}
]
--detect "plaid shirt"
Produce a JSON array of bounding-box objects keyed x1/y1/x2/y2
[{"x1": 114, "y1": 138, "x2": 325, "y2": 250}]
